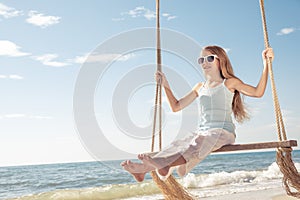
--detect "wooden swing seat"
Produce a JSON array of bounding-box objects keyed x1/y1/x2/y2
[
  {"x1": 147, "y1": 140, "x2": 297, "y2": 157},
  {"x1": 213, "y1": 139, "x2": 297, "y2": 153}
]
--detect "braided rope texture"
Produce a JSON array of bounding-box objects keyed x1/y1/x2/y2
[
  {"x1": 149, "y1": 0, "x2": 195, "y2": 199},
  {"x1": 260, "y1": 0, "x2": 300, "y2": 197}
]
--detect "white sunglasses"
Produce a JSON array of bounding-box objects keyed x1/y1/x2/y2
[{"x1": 198, "y1": 55, "x2": 218, "y2": 64}]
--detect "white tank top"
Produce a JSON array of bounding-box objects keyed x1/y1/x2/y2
[{"x1": 197, "y1": 80, "x2": 235, "y2": 135}]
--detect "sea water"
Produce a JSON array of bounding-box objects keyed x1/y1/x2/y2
[{"x1": 1, "y1": 150, "x2": 299, "y2": 199}]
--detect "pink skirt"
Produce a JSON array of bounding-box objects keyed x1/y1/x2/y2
[{"x1": 152, "y1": 128, "x2": 235, "y2": 180}]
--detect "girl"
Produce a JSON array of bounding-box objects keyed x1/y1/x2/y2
[{"x1": 121, "y1": 45, "x2": 274, "y2": 182}]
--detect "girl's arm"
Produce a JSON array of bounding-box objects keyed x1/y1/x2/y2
[
  {"x1": 227, "y1": 48, "x2": 274, "y2": 98},
  {"x1": 156, "y1": 71, "x2": 201, "y2": 112}
]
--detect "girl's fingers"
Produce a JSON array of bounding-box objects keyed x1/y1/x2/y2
[{"x1": 262, "y1": 48, "x2": 274, "y2": 60}]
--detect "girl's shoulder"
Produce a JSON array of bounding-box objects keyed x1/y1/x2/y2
[
  {"x1": 224, "y1": 77, "x2": 242, "y2": 93},
  {"x1": 225, "y1": 77, "x2": 243, "y2": 85}
]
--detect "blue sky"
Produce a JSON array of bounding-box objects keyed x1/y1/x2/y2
[{"x1": 0, "y1": 0, "x2": 299, "y2": 166}]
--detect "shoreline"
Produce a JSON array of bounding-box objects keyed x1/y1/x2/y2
[
  {"x1": 124, "y1": 185, "x2": 299, "y2": 200},
  {"x1": 200, "y1": 187, "x2": 298, "y2": 200},
  {"x1": 6, "y1": 185, "x2": 299, "y2": 200}
]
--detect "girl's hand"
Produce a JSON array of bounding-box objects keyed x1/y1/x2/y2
[
  {"x1": 155, "y1": 71, "x2": 168, "y2": 87},
  {"x1": 262, "y1": 47, "x2": 274, "y2": 63}
]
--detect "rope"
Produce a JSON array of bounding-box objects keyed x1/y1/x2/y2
[
  {"x1": 151, "y1": 84, "x2": 160, "y2": 152},
  {"x1": 259, "y1": 0, "x2": 300, "y2": 197},
  {"x1": 277, "y1": 148, "x2": 300, "y2": 198},
  {"x1": 151, "y1": 0, "x2": 162, "y2": 155},
  {"x1": 150, "y1": 0, "x2": 195, "y2": 199},
  {"x1": 259, "y1": 0, "x2": 287, "y2": 141},
  {"x1": 151, "y1": 0, "x2": 162, "y2": 153}
]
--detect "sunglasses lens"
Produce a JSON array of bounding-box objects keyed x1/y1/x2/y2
[
  {"x1": 198, "y1": 55, "x2": 217, "y2": 65},
  {"x1": 207, "y1": 56, "x2": 215, "y2": 62},
  {"x1": 198, "y1": 57, "x2": 204, "y2": 64}
]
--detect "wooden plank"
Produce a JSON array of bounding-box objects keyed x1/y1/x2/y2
[
  {"x1": 213, "y1": 140, "x2": 298, "y2": 153},
  {"x1": 146, "y1": 140, "x2": 298, "y2": 156}
]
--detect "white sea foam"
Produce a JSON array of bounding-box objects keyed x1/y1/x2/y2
[
  {"x1": 9, "y1": 162, "x2": 300, "y2": 200},
  {"x1": 181, "y1": 162, "x2": 284, "y2": 188}
]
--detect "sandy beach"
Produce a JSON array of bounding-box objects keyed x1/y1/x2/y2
[
  {"x1": 201, "y1": 187, "x2": 298, "y2": 200},
  {"x1": 124, "y1": 186, "x2": 299, "y2": 200}
]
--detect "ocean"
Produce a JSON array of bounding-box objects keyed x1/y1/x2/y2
[{"x1": 1, "y1": 150, "x2": 300, "y2": 200}]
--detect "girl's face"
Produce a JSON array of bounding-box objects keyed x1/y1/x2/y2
[{"x1": 199, "y1": 50, "x2": 221, "y2": 75}]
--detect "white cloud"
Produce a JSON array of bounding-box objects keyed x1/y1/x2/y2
[
  {"x1": 72, "y1": 53, "x2": 135, "y2": 64},
  {"x1": 33, "y1": 52, "x2": 135, "y2": 67},
  {"x1": 120, "y1": 7, "x2": 176, "y2": 21},
  {"x1": 9, "y1": 74, "x2": 24, "y2": 80},
  {"x1": 4, "y1": 114, "x2": 26, "y2": 118},
  {"x1": 0, "y1": 40, "x2": 30, "y2": 57},
  {"x1": 124, "y1": 6, "x2": 155, "y2": 20},
  {"x1": 73, "y1": 53, "x2": 117, "y2": 64},
  {"x1": 162, "y1": 13, "x2": 177, "y2": 21},
  {"x1": 143, "y1": 10, "x2": 156, "y2": 20},
  {"x1": 128, "y1": 6, "x2": 149, "y2": 18},
  {"x1": 26, "y1": 10, "x2": 60, "y2": 28},
  {"x1": 117, "y1": 53, "x2": 136, "y2": 61},
  {"x1": 0, "y1": 114, "x2": 53, "y2": 120},
  {"x1": 33, "y1": 54, "x2": 70, "y2": 67},
  {"x1": 72, "y1": 55, "x2": 87, "y2": 64},
  {"x1": 277, "y1": 28, "x2": 295, "y2": 36},
  {"x1": 0, "y1": 74, "x2": 24, "y2": 80},
  {"x1": 0, "y1": 3, "x2": 22, "y2": 18}
]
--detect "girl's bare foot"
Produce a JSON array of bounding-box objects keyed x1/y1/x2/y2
[
  {"x1": 139, "y1": 154, "x2": 170, "y2": 177},
  {"x1": 120, "y1": 160, "x2": 152, "y2": 182}
]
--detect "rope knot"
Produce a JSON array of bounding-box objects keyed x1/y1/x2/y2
[{"x1": 277, "y1": 147, "x2": 292, "y2": 153}]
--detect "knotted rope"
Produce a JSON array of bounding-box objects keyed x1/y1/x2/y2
[
  {"x1": 150, "y1": 0, "x2": 195, "y2": 199},
  {"x1": 259, "y1": 0, "x2": 300, "y2": 197}
]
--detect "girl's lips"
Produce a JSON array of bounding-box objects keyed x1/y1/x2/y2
[{"x1": 203, "y1": 66, "x2": 211, "y2": 70}]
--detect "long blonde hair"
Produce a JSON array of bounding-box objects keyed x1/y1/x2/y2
[{"x1": 203, "y1": 45, "x2": 249, "y2": 123}]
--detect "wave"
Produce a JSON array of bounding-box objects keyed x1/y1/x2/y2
[
  {"x1": 9, "y1": 181, "x2": 161, "y2": 200},
  {"x1": 181, "y1": 161, "x2": 288, "y2": 188},
  {"x1": 10, "y1": 162, "x2": 300, "y2": 200}
]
